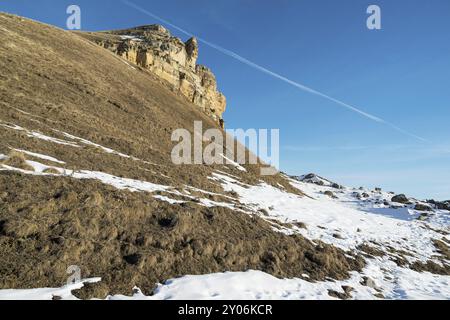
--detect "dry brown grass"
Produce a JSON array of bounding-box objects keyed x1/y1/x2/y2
[{"x1": 1, "y1": 150, "x2": 34, "y2": 171}]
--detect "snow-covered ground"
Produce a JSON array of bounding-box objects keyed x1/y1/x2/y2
[
  {"x1": 0, "y1": 126, "x2": 449, "y2": 299},
  {"x1": 1, "y1": 265, "x2": 448, "y2": 300}
]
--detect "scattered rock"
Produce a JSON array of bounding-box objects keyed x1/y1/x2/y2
[
  {"x1": 433, "y1": 239, "x2": 450, "y2": 260},
  {"x1": 293, "y1": 221, "x2": 307, "y2": 229},
  {"x1": 414, "y1": 203, "x2": 432, "y2": 211},
  {"x1": 391, "y1": 194, "x2": 410, "y2": 204},
  {"x1": 1, "y1": 151, "x2": 35, "y2": 171},
  {"x1": 123, "y1": 253, "x2": 141, "y2": 265}
]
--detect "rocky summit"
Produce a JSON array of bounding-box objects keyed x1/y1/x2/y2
[{"x1": 79, "y1": 25, "x2": 226, "y2": 127}]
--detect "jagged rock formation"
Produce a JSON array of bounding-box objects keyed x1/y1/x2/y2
[{"x1": 80, "y1": 25, "x2": 226, "y2": 127}]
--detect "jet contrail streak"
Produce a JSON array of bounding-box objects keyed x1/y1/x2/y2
[{"x1": 121, "y1": 0, "x2": 428, "y2": 143}]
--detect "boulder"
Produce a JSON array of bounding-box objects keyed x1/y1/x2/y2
[
  {"x1": 391, "y1": 194, "x2": 410, "y2": 204},
  {"x1": 427, "y1": 199, "x2": 450, "y2": 211}
]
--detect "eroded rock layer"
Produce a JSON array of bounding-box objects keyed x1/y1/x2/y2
[{"x1": 81, "y1": 25, "x2": 226, "y2": 126}]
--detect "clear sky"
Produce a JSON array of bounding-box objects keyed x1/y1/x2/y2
[{"x1": 1, "y1": 0, "x2": 449, "y2": 200}]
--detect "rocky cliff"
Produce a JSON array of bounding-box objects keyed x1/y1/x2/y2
[{"x1": 80, "y1": 25, "x2": 226, "y2": 127}]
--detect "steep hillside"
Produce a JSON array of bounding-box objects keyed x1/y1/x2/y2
[
  {"x1": 0, "y1": 13, "x2": 363, "y2": 298},
  {"x1": 0, "y1": 13, "x2": 448, "y2": 300}
]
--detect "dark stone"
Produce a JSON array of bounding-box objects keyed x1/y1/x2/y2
[
  {"x1": 50, "y1": 236, "x2": 65, "y2": 245},
  {"x1": 391, "y1": 194, "x2": 410, "y2": 204}
]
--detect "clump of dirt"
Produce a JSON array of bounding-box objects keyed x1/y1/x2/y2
[
  {"x1": 357, "y1": 244, "x2": 385, "y2": 258},
  {"x1": 408, "y1": 239, "x2": 450, "y2": 275},
  {"x1": 0, "y1": 172, "x2": 365, "y2": 298},
  {"x1": 323, "y1": 191, "x2": 336, "y2": 199},
  {"x1": 433, "y1": 239, "x2": 450, "y2": 261},
  {"x1": 1, "y1": 150, "x2": 34, "y2": 171},
  {"x1": 0, "y1": 13, "x2": 364, "y2": 299}
]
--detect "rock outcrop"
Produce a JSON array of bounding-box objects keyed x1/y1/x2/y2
[{"x1": 83, "y1": 25, "x2": 226, "y2": 127}]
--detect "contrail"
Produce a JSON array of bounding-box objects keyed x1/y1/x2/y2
[{"x1": 121, "y1": 0, "x2": 428, "y2": 143}]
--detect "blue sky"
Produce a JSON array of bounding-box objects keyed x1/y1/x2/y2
[{"x1": 1, "y1": 0, "x2": 449, "y2": 200}]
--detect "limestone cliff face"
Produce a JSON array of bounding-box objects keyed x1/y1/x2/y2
[{"x1": 87, "y1": 25, "x2": 226, "y2": 126}]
